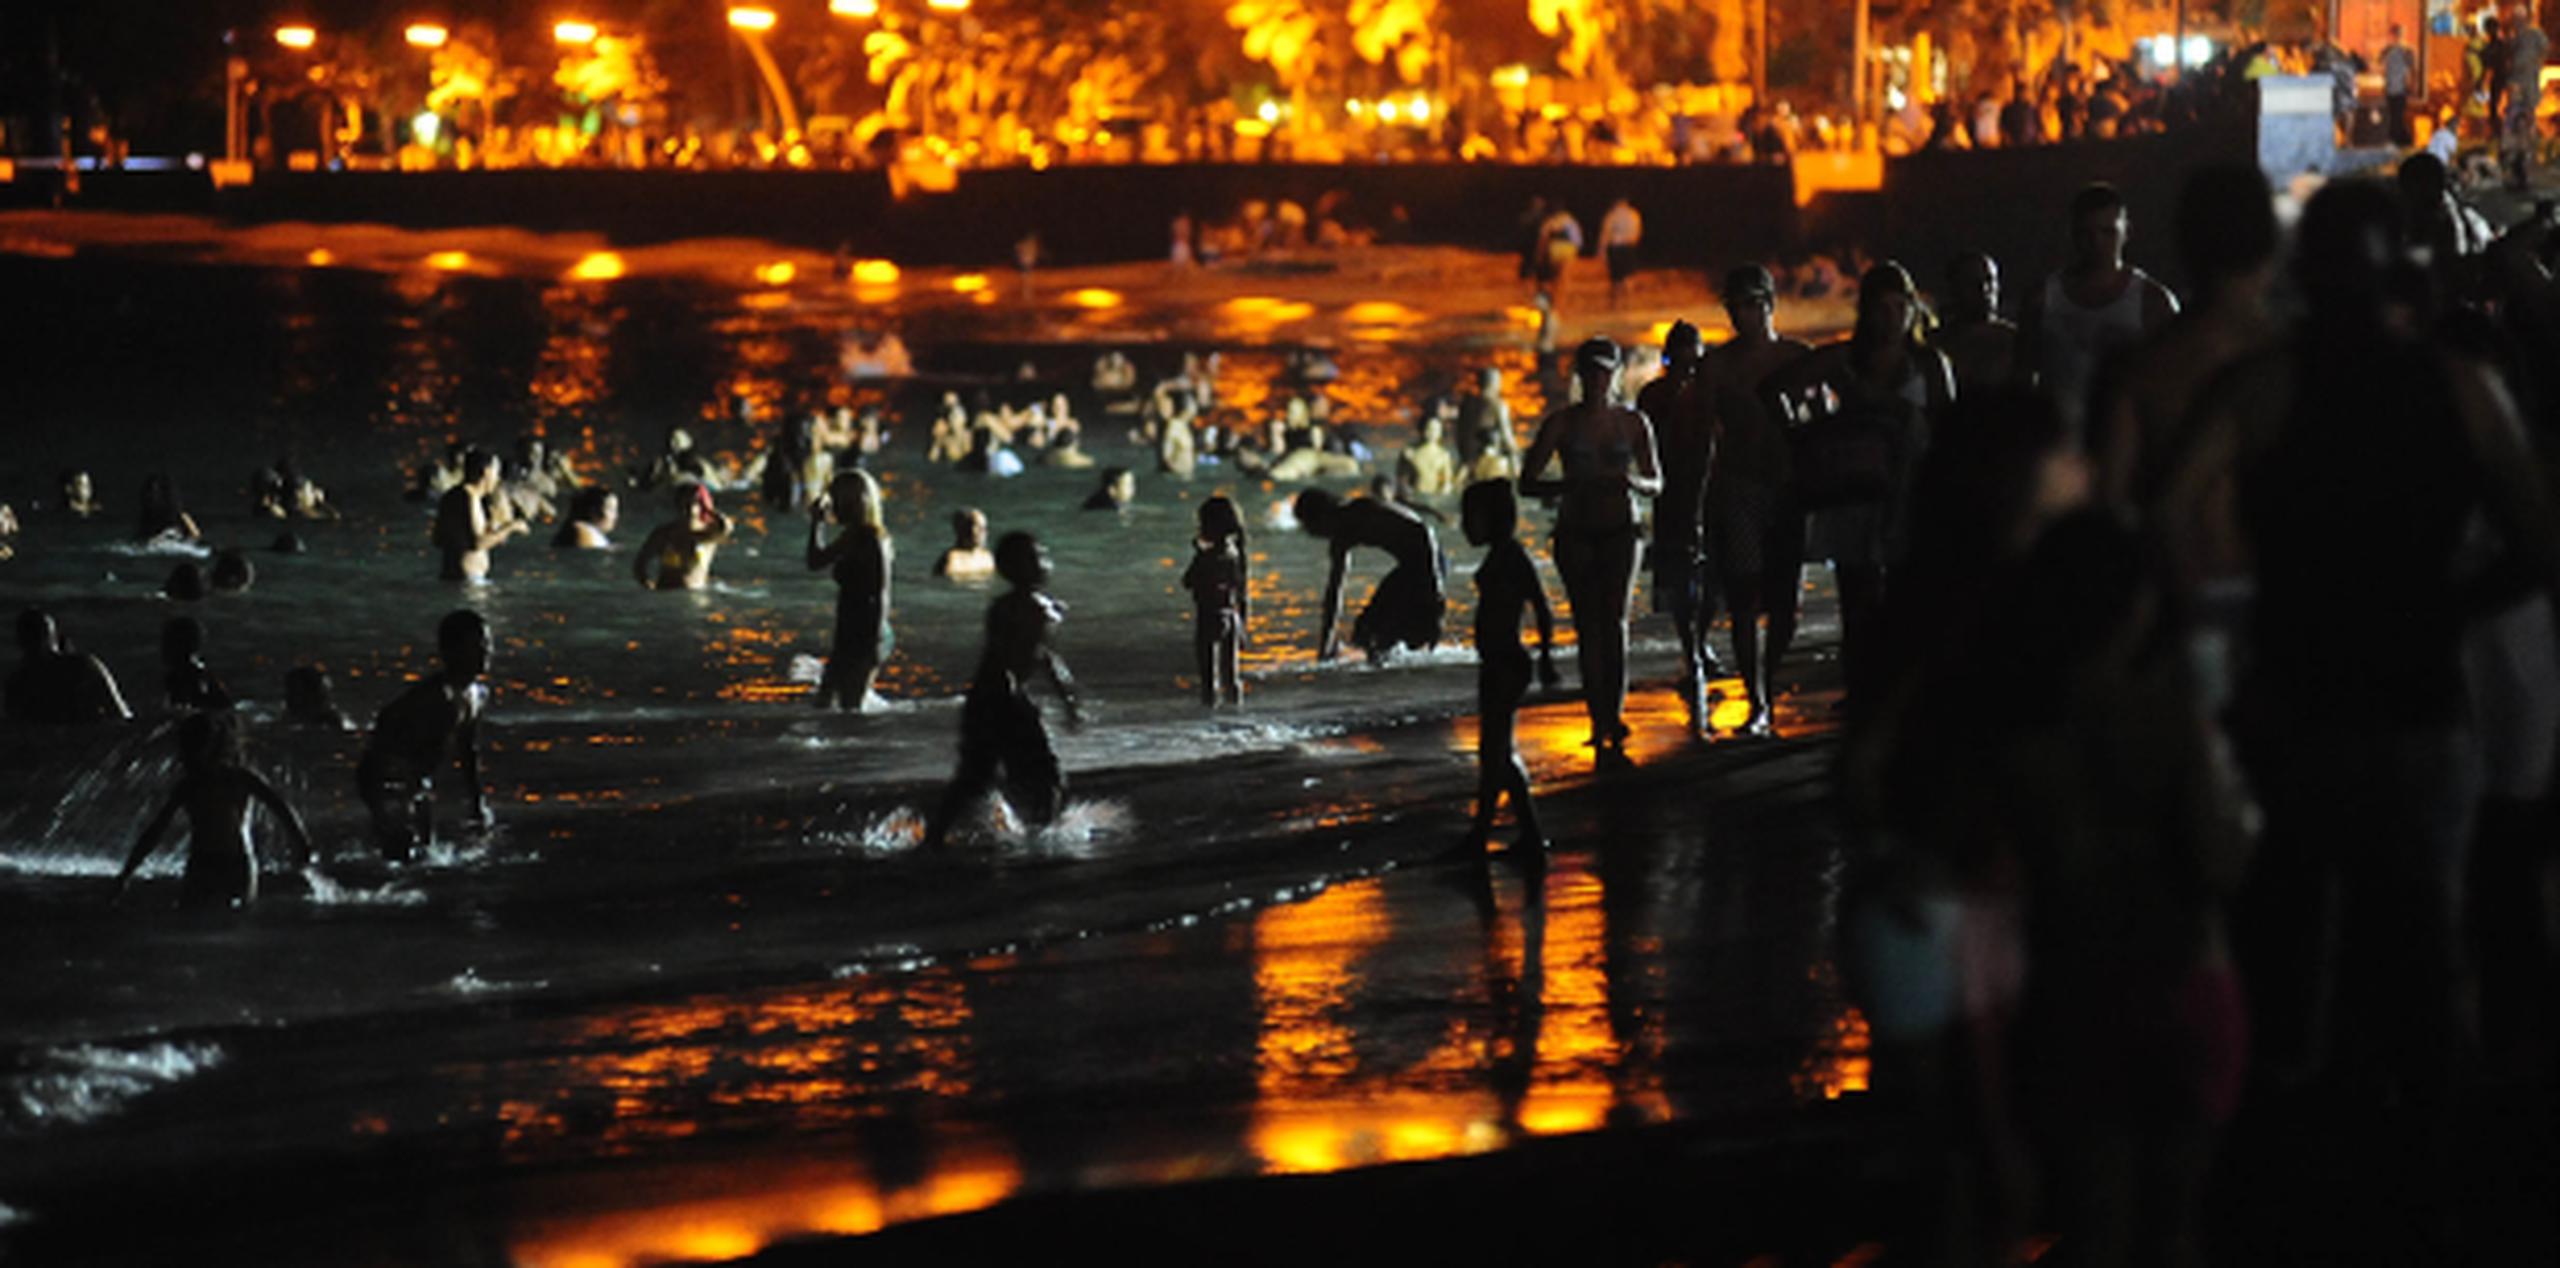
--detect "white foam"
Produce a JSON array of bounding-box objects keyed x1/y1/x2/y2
[
  {"x1": 808, "y1": 806, "x2": 923, "y2": 857},
  {"x1": 3, "y1": 1040, "x2": 224, "y2": 1132},
  {"x1": 443, "y1": 968, "x2": 547, "y2": 996},
  {"x1": 301, "y1": 869, "x2": 426, "y2": 907}
]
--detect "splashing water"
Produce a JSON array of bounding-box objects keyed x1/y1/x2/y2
[{"x1": 2, "y1": 1041, "x2": 224, "y2": 1133}]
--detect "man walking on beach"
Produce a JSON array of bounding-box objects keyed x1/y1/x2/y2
[
  {"x1": 2503, "y1": 5, "x2": 2549, "y2": 188},
  {"x1": 1600, "y1": 197, "x2": 1643, "y2": 308}
]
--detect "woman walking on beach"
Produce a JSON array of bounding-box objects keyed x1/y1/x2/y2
[
  {"x1": 1519, "y1": 336, "x2": 1662, "y2": 754},
  {"x1": 807, "y1": 470, "x2": 893, "y2": 712}
]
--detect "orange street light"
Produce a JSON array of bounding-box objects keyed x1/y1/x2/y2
[
  {"x1": 726, "y1": 6, "x2": 778, "y2": 31},
  {"x1": 926, "y1": 0, "x2": 971, "y2": 11},
  {"x1": 404, "y1": 23, "x2": 449, "y2": 49},
  {"x1": 830, "y1": 0, "x2": 880, "y2": 16},
  {"x1": 554, "y1": 20, "x2": 599, "y2": 44},
  {"x1": 275, "y1": 25, "x2": 318, "y2": 50}
]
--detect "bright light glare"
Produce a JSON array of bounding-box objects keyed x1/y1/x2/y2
[
  {"x1": 274, "y1": 26, "x2": 317, "y2": 50},
  {"x1": 830, "y1": 0, "x2": 880, "y2": 16},
  {"x1": 404, "y1": 24, "x2": 448, "y2": 49},
  {"x1": 569, "y1": 252, "x2": 626, "y2": 281},
  {"x1": 1256, "y1": 100, "x2": 1280, "y2": 124},
  {"x1": 726, "y1": 7, "x2": 778, "y2": 31},
  {"x1": 1378, "y1": 100, "x2": 1401, "y2": 122},
  {"x1": 426, "y1": 251, "x2": 472, "y2": 271},
  {"x1": 950, "y1": 273, "x2": 990, "y2": 293},
  {"x1": 926, "y1": 0, "x2": 971, "y2": 10},
  {"x1": 1066, "y1": 288, "x2": 1123, "y2": 310},
  {"x1": 2184, "y1": 35, "x2": 2213, "y2": 67},
  {"x1": 554, "y1": 20, "x2": 599, "y2": 44},
  {"x1": 412, "y1": 111, "x2": 440, "y2": 144},
  {"x1": 1409, "y1": 96, "x2": 1433, "y2": 122},
  {"x1": 754, "y1": 261, "x2": 798, "y2": 286},
  {"x1": 305, "y1": 248, "x2": 336, "y2": 267},
  {"x1": 850, "y1": 259, "x2": 901, "y2": 286}
]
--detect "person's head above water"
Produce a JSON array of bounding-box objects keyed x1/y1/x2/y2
[
  {"x1": 951, "y1": 506, "x2": 989, "y2": 549},
  {"x1": 569, "y1": 485, "x2": 618, "y2": 530},
  {"x1": 2067, "y1": 182, "x2": 2130, "y2": 271},
  {"x1": 164, "y1": 563, "x2": 208, "y2": 602},
  {"x1": 461, "y1": 449, "x2": 500, "y2": 492},
  {"x1": 1662, "y1": 319, "x2": 1705, "y2": 368},
  {"x1": 210, "y1": 549, "x2": 254, "y2": 593},
  {"x1": 993, "y1": 531, "x2": 1049, "y2": 590},
  {"x1": 1093, "y1": 467, "x2": 1136, "y2": 508},
  {"x1": 1292, "y1": 487, "x2": 1344, "y2": 535},
  {"x1": 1461, "y1": 478, "x2": 1519, "y2": 548},
  {"x1": 285, "y1": 664, "x2": 337, "y2": 720},
  {"x1": 438, "y1": 609, "x2": 493, "y2": 681},
  {"x1": 681, "y1": 481, "x2": 717, "y2": 526},
  {"x1": 828, "y1": 470, "x2": 884, "y2": 532}
]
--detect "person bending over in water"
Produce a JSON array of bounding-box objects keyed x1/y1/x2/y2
[
  {"x1": 1182, "y1": 496, "x2": 1250, "y2": 706},
  {"x1": 7, "y1": 609, "x2": 131, "y2": 724},
  {"x1": 356, "y1": 609, "x2": 494, "y2": 862},
  {"x1": 553, "y1": 485, "x2": 619, "y2": 549},
  {"x1": 634, "y1": 482, "x2": 734, "y2": 591},
  {"x1": 808, "y1": 470, "x2": 893, "y2": 711},
  {"x1": 1521, "y1": 336, "x2": 1663, "y2": 753},
  {"x1": 161, "y1": 616, "x2": 234, "y2": 712},
  {"x1": 934, "y1": 508, "x2": 996, "y2": 581},
  {"x1": 1294, "y1": 486, "x2": 1445, "y2": 663},
  {"x1": 922, "y1": 532, "x2": 1083, "y2": 848},
  {"x1": 436, "y1": 450, "x2": 527, "y2": 582},
  {"x1": 115, "y1": 711, "x2": 313, "y2": 910},
  {"x1": 1459, "y1": 479, "x2": 1561, "y2": 862}
]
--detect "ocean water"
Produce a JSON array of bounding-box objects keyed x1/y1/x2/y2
[{"x1": 0, "y1": 243, "x2": 1857, "y2": 1264}]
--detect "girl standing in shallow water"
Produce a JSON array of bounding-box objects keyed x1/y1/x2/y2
[
  {"x1": 807, "y1": 470, "x2": 893, "y2": 712},
  {"x1": 1459, "y1": 479, "x2": 1560, "y2": 861},
  {"x1": 1181, "y1": 497, "x2": 1250, "y2": 706}
]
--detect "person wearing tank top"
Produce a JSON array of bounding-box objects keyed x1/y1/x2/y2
[{"x1": 2025, "y1": 182, "x2": 2179, "y2": 437}]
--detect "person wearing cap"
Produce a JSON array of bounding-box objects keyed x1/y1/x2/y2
[
  {"x1": 1700, "y1": 265, "x2": 1815, "y2": 736},
  {"x1": 1521, "y1": 336, "x2": 1664, "y2": 754},
  {"x1": 1636, "y1": 319, "x2": 1723, "y2": 732},
  {"x1": 634, "y1": 482, "x2": 736, "y2": 591}
]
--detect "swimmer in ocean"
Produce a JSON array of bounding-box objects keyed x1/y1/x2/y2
[
  {"x1": 355, "y1": 609, "x2": 494, "y2": 862},
  {"x1": 7, "y1": 608, "x2": 132, "y2": 724},
  {"x1": 633, "y1": 482, "x2": 734, "y2": 591},
  {"x1": 435, "y1": 450, "x2": 528, "y2": 583},
  {"x1": 934, "y1": 508, "x2": 996, "y2": 582},
  {"x1": 115, "y1": 710, "x2": 315, "y2": 910}
]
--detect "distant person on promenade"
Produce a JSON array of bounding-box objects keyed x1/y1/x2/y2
[
  {"x1": 436, "y1": 450, "x2": 528, "y2": 583},
  {"x1": 808, "y1": 470, "x2": 893, "y2": 713},
  {"x1": 1181, "y1": 496, "x2": 1250, "y2": 707},
  {"x1": 633, "y1": 483, "x2": 734, "y2": 591},
  {"x1": 922, "y1": 532, "x2": 1083, "y2": 848},
  {"x1": 115, "y1": 711, "x2": 314, "y2": 910},
  {"x1": 1534, "y1": 203, "x2": 1584, "y2": 304},
  {"x1": 2024, "y1": 182, "x2": 2180, "y2": 436},
  {"x1": 1701, "y1": 266, "x2": 1813, "y2": 737},
  {"x1": 1932, "y1": 253, "x2": 2020, "y2": 398},
  {"x1": 2501, "y1": 7, "x2": 2548, "y2": 188},
  {"x1": 935, "y1": 508, "x2": 997, "y2": 582},
  {"x1": 356, "y1": 609, "x2": 495, "y2": 863},
  {"x1": 1521, "y1": 337, "x2": 1663, "y2": 754},
  {"x1": 135, "y1": 473, "x2": 201, "y2": 545},
  {"x1": 6, "y1": 609, "x2": 131, "y2": 724},
  {"x1": 2383, "y1": 24, "x2": 2419, "y2": 147},
  {"x1": 1600, "y1": 197, "x2": 1644, "y2": 307},
  {"x1": 1637, "y1": 319, "x2": 1722, "y2": 732},
  {"x1": 1457, "y1": 479, "x2": 1560, "y2": 862},
  {"x1": 1295, "y1": 486, "x2": 1446, "y2": 663}
]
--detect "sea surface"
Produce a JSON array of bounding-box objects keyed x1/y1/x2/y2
[{"x1": 0, "y1": 240, "x2": 1860, "y2": 1265}]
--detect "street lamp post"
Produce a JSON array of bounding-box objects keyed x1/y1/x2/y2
[{"x1": 726, "y1": 8, "x2": 805, "y2": 148}]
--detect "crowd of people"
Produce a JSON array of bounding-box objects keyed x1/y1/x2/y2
[{"x1": 9, "y1": 143, "x2": 2560, "y2": 1257}]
